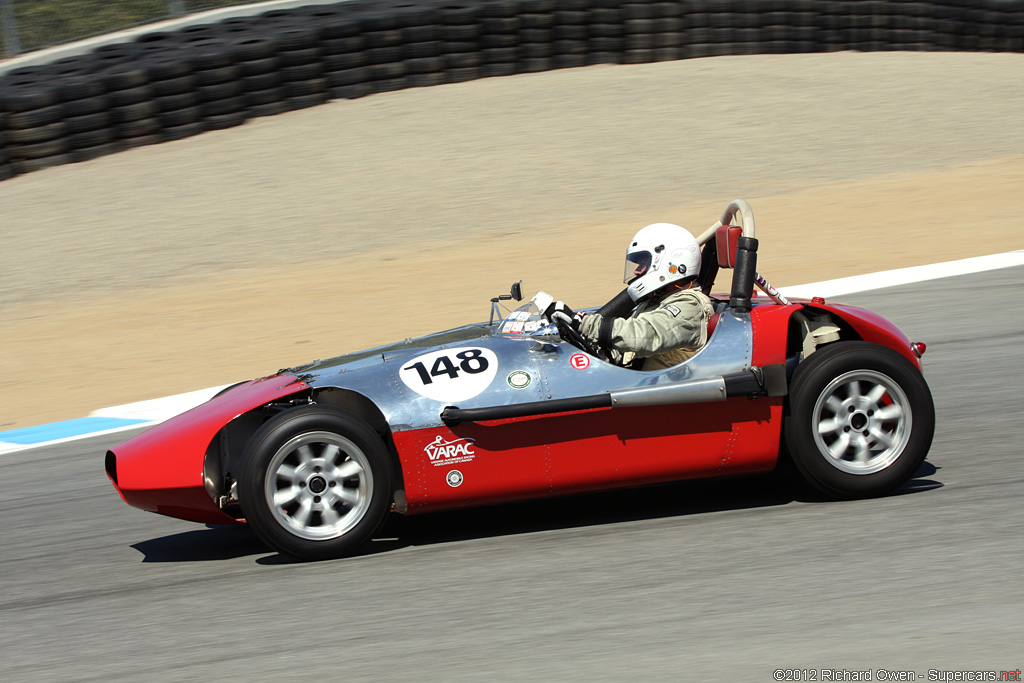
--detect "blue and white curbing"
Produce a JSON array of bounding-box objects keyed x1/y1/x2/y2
[
  {"x1": 0, "y1": 385, "x2": 229, "y2": 455},
  {"x1": 2, "y1": 250, "x2": 1022, "y2": 455}
]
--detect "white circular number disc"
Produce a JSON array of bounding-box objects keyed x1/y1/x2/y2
[{"x1": 398, "y1": 347, "x2": 499, "y2": 403}]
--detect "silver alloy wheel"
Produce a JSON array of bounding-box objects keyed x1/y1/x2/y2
[
  {"x1": 263, "y1": 431, "x2": 373, "y2": 541},
  {"x1": 811, "y1": 369, "x2": 912, "y2": 475}
]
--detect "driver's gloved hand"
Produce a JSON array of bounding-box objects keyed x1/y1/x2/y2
[{"x1": 545, "y1": 301, "x2": 585, "y2": 331}]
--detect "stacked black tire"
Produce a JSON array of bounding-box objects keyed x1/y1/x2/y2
[{"x1": 2, "y1": 0, "x2": 1023, "y2": 182}]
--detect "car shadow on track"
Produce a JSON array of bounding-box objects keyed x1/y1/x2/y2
[{"x1": 131, "y1": 462, "x2": 942, "y2": 564}]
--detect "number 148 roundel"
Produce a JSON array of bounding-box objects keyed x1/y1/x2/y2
[{"x1": 104, "y1": 201, "x2": 934, "y2": 561}]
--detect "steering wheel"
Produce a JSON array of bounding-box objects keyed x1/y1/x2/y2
[{"x1": 552, "y1": 316, "x2": 601, "y2": 357}]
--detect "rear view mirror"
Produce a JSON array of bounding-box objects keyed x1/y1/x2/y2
[{"x1": 510, "y1": 281, "x2": 523, "y2": 301}]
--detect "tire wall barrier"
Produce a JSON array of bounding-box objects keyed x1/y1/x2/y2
[{"x1": 1, "y1": 0, "x2": 1023, "y2": 181}]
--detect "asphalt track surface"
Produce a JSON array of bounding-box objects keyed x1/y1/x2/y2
[{"x1": 2, "y1": 266, "x2": 1021, "y2": 681}]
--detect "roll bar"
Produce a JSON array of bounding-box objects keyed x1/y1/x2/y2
[{"x1": 695, "y1": 198, "x2": 756, "y2": 246}]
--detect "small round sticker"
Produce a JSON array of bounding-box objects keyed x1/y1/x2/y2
[
  {"x1": 446, "y1": 470, "x2": 464, "y2": 487},
  {"x1": 507, "y1": 370, "x2": 532, "y2": 389},
  {"x1": 570, "y1": 353, "x2": 590, "y2": 370}
]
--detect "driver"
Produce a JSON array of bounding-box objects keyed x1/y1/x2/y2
[{"x1": 546, "y1": 223, "x2": 714, "y2": 371}]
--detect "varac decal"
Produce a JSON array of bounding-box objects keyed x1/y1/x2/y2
[
  {"x1": 398, "y1": 346, "x2": 498, "y2": 402},
  {"x1": 424, "y1": 436, "x2": 477, "y2": 467}
]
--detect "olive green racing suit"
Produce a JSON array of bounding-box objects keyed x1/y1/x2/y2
[{"x1": 579, "y1": 287, "x2": 714, "y2": 371}]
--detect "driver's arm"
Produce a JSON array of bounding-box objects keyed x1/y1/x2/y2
[{"x1": 579, "y1": 294, "x2": 708, "y2": 363}]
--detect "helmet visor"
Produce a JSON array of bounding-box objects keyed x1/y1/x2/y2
[{"x1": 624, "y1": 250, "x2": 652, "y2": 284}]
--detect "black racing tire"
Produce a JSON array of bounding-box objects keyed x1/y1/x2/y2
[
  {"x1": 195, "y1": 65, "x2": 241, "y2": 86},
  {"x1": 246, "y1": 101, "x2": 287, "y2": 119},
  {"x1": 284, "y1": 92, "x2": 329, "y2": 110},
  {"x1": 326, "y1": 68, "x2": 370, "y2": 87},
  {"x1": 61, "y1": 96, "x2": 110, "y2": 118},
  {"x1": 404, "y1": 56, "x2": 444, "y2": 74},
  {"x1": 282, "y1": 78, "x2": 327, "y2": 98},
  {"x1": 519, "y1": 56, "x2": 552, "y2": 72},
  {"x1": 111, "y1": 101, "x2": 159, "y2": 123},
  {"x1": 482, "y1": 62, "x2": 516, "y2": 78},
  {"x1": 323, "y1": 36, "x2": 365, "y2": 55},
  {"x1": 555, "y1": 24, "x2": 588, "y2": 41},
  {"x1": 155, "y1": 91, "x2": 199, "y2": 112},
  {"x1": 121, "y1": 133, "x2": 163, "y2": 149},
  {"x1": 279, "y1": 46, "x2": 323, "y2": 66},
  {"x1": 587, "y1": 51, "x2": 624, "y2": 64},
  {"x1": 329, "y1": 83, "x2": 374, "y2": 100},
  {"x1": 784, "y1": 341, "x2": 934, "y2": 499},
  {"x1": 369, "y1": 62, "x2": 406, "y2": 80},
  {"x1": 238, "y1": 407, "x2": 394, "y2": 560},
  {"x1": 102, "y1": 65, "x2": 149, "y2": 91},
  {"x1": 481, "y1": 16, "x2": 519, "y2": 32},
  {"x1": 205, "y1": 110, "x2": 249, "y2": 129},
  {"x1": 520, "y1": 42, "x2": 553, "y2": 58},
  {"x1": 197, "y1": 80, "x2": 244, "y2": 102},
  {"x1": 280, "y1": 62, "x2": 324, "y2": 81},
  {"x1": 232, "y1": 36, "x2": 278, "y2": 61},
  {"x1": 401, "y1": 26, "x2": 436, "y2": 43},
  {"x1": 480, "y1": 32, "x2": 519, "y2": 48},
  {"x1": 68, "y1": 127, "x2": 114, "y2": 149},
  {"x1": 238, "y1": 56, "x2": 281, "y2": 77},
  {"x1": 554, "y1": 53, "x2": 587, "y2": 68},
  {"x1": 144, "y1": 53, "x2": 194, "y2": 81},
  {"x1": 0, "y1": 164, "x2": 15, "y2": 181},
  {"x1": 1, "y1": 84, "x2": 60, "y2": 112},
  {"x1": 159, "y1": 106, "x2": 201, "y2": 127},
  {"x1": 115, "y1": 117, "x2": 161, "y2": 139},
  {"x1": 201, "y1": 97, "x2": 245, "y2": 116},
  {"x1": 407, "y1": 72, "x2": 446, "y2": 87},
  {"x1": 12, "y1": 153, "x2": 70, "y2": 173},
  {"x1": 243, "y1": 87, "x2": 283, "y2": 107},
  {"x1": 65, "y1": 111, "x2": 112, "y2": 134},
  {"x1": 241, "y1": 71, "x2": 280, "y2": 91},
  {"x1": 446, "y1": 51, "x2": 482, "y2": 68},
  {"x1": 403, "y1": 41, "x2": 443, "y2": 58},
  {"x1": 324, "y1": 52, "x2": 367, "y2": 71},
  {"x1": 482, "y1": 47, "x2": 518, "y2": 63},
  {"x1": 6, "y1": 121, "x2": 66, "y2": 144},
  {"x1": 69, "y1": 142, "x2": 121, "y2": 163},
  {"x1": 9, "y1": 137, "x2": 69, "y2": 159},
  {"x1": 108, "y1": 85, "x2": 154, "y2": 107},
  {"x1": 161, "y1": 120, "x2": 208, "y2": 141},
  {"x1": 7, "y1": 104, "x2": 64, "y2": 129},
  {"x1": 520, "y1": 12, "x2": 555, "y2": 28},
  {"x1": 589, "y1": 36, "x2": 625, "y2": 51},
  {"x1": 58, "y1": 75, "x2": 106, "y2": 101},
  {"x1": 151, "y1": 74, "x2": 197, "y2": 97}
]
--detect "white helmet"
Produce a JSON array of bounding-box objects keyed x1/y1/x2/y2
[{"x1": 623, "y1": 222, "x2": 701, "y2": 301}]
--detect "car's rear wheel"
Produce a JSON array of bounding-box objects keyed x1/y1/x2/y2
[
  {"x1": 784, "y1": 341, "x2": 934, "y2": 499},
  {"x1": 238, "y1": 406, "x2": 393, "y2": 560}
]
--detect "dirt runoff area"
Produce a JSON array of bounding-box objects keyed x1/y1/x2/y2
[{"x1": 2, "y1": 51, "x2": 1023, "y2": 430}]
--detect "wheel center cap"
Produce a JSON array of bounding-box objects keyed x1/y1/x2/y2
[
  {"x1": 850, "y1": 412, "x2": 868, "y2": 431},
  {"x1": 307, "y1": 475, "x2": 328, "y2": 494}
]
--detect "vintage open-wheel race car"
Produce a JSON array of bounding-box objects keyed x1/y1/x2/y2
[{"x1": 105, "y1": 200, "x2": 935, "y2": 560}]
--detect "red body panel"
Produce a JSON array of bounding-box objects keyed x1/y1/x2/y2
[
  {"x1": 750, "y1": 303, "x2": 794, "y2": 366},
  {"x1": 392, "y1": 399, "x2": 782, "y2": 514},
  {"x1": 809, "y1": 302, "x2": 921, "y2": 370},
  {"x1": 107, "y1": 374, "x2": 308, "y2": 524}
]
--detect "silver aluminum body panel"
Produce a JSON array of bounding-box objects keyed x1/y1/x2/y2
[{"x1": 297, "y1": 303, "x2": 754, "y2": 432}]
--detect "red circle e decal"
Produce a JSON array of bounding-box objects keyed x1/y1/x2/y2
[{"x1": 569, "y1": 354, "x2": 590, "y2": 370}]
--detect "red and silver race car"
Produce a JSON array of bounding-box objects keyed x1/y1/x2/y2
[{"x1": 105, "y1": 200, "x2": 935, "y2": 560}]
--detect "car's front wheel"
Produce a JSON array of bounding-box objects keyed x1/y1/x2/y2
[
  {"x1": 238, "y1": 406, "x2": 393, "y2": 560},
  {"x1": 784, "y1": 341, "x2": 934, "y2": 499}
]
